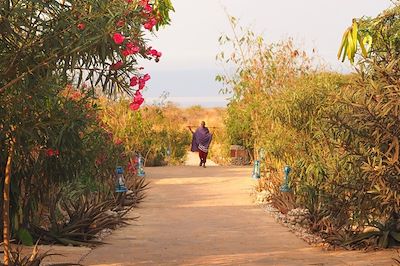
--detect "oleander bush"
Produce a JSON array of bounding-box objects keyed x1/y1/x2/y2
[{"x1": 0, "y1": 0, "x2": 174, "y2": 260}]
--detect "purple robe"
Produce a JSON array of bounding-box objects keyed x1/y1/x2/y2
[{"x1": 191, "y1": 127, "x2": 212, "y2": 152}]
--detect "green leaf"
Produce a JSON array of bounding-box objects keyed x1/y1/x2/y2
[
  {"x1": 378, "y1": 231, "x2": 389, "y2": 248},
  {"x1": 390, "y1": 231, "x2": 400, "y2": 242},
  {"x1": 17, "y1": 228, "x2": 34, "y2": 246},
  {"x1": 343, "y1": 231, "x2": 380, "y2": 245}
]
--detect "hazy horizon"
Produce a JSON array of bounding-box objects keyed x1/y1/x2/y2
[{"x1": 141, "y1": 0, "x2": 393, "y2": 107}]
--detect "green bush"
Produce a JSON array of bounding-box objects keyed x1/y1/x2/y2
[
  {"x1": 99, "y1": 99, "x2": 191, "y2": 166},
  {"x1": 218, "y1": 6, "x2": 400, "y2": 248}
]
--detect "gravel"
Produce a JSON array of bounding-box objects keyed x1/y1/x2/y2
[{"x1": 254, "y1": 190, "x2": 330, "y2": 249}]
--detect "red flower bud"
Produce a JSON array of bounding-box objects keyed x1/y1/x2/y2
[
  {"x1": 111, "y1": 60, "x2": 123, "y2": 70},
  {"x1": 77, "y1": 23, "x2": 85, "y2": 30},
  {"x1": 116, "y1": 20, "x2": 125, "y2": 27},
  {"x1": 112, "y1": 33, "x2": 125, "y2": 45}
]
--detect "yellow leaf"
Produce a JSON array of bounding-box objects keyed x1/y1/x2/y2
[
  {"x1": 358, "y1": 35, "x2": 368, "y2": 58},
  {"x1": 337, "y1": 29, "x2": 350, "y2": 59},
  {"x1": 347, "y1": 33, "x2": 354, "y2": 63},
  {"x1": 352, "y1": 21, "x2": 358, "y2": 52}
]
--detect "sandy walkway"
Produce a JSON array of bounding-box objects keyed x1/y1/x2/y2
[
  {"x1": 78, "y1": 165, "x2": 397, "y2": 266},
  {"x1": 184, "y1": 151, "x2": 218, "y2": 166}
]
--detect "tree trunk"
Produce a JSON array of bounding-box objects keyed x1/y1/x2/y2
[{"x1": 3, "y1": 142, "x2": 14, "y2": 265}]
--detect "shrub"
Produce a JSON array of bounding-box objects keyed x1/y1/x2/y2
[{"x1": 217, "y1": 9, "x2": 400, "y2": 248}]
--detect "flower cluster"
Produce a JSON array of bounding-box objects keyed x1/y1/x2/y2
[
  {"x1": 46, "y1": 148, "x2": 60, "y2": 157},
  {"x1": 127, "y1": 157, "x2": 138, "y2": 174},
  {"x1": 144, "y1": 17, "x2": 157, "y2": 31},
  {"x1": 130, "y1": 91, "x2": 144, "y2": 111},
  {"x1": 140, "y1": 0, "x2": 153, "y2": 13},
  {"x1": 147, "y1": 48, "x2": 162, "y2": 62},
  {"x1": 106, "y1": 1, "x2": 162, "y2": 111},
  {"x1": 122, "y1": 42, "x2": 140, "y2": 57},
  {"x1": 128, "y1": 73, "x2": 150, "y2": 110},
  {"x1": 130, "y1": 73, "x2": 150, "y2": 90},
  {"x1": 139, "y1": 0, "x2": 158, "y2": 31}
]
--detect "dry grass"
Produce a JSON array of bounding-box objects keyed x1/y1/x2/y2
[
  {"x1": 157, "y1": 104, "x2": 230, "y2": 164},
  {"x1": 161, "y1": 104, "x2": 225, "y2": 130}
]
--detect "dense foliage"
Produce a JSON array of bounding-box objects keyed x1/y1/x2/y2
[
  {"x1": 218, "y1": 4, "x2": 400, "y2": 249},
  {"x1": 100, "y1": 99, "x2": 191, "y2": 166},
  {"x1": 0, "y1": 0, "x2": 174, "y2": 262}
]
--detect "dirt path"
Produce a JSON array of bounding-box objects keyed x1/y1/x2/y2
[{"x1": 78, "y1": 164, "x2": 397, "y2": 266}]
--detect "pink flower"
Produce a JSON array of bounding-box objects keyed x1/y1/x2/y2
[
  {"x1": 111, "y1": 60, "x2": 123, "y2": 70},
  {"x1": 122, "y1": 49, "x2": 130, "y2": 57},
  {"x1": 142, "y1": 73, "x2": 151, "y2": 82},
  {"x1": 46, "y1": 149, "x2": 54, "y2": 157},
  {"x1": 139, "y1": 0, "x2": 149, "y2": 6},
  {"x1": 134, "y1": 74, "x2": 150, "y2": 90},
  {"x1": 144, "y1": 4, "x2": 152, "y2": 13},
  {"x1": 127, "y1": 160, "x2": 137, "y2": 174},
  {"x1": 147, "y1": 49, "x2": 157, "y2": 56},
  {"x1": 71, "y1": 91, "x2": 81, "y2": 100},
  {"x1": 144, "y1": 17, "x2": 157, "y2": 30},
  {"x1": 112, "y1": 33, "x2": 125, "y2": 45},
  {"x1": 115, "y1": 138, "x2": 123, "y2": 145},
  {"x1": 46, "y1": 148, "x2": 59, "y2": 157},
  {"x1": 133, "y1": 46, "x2": 140, "y2": 53},
  {"x1": 77, "y1": 23, "x2": 85, "y2": 30},
  {"x1": 129, "y1": 91, "x2": 145, "y2": 111},
  {"x1": 147, "y1": 48, "x2": 162, "y2": 61},
  {"x1": 144, "y1": 23, "x2": 153, "y2": 30},
  {"x1": 138, "y1": 79, "x2": 146, "y2": 90},
  {"x1": 126, "y1": 42, "x2": 135, "y2": 50},
  {"x1": 122, "y1": 42, "x2": 140, "y2": 57},
  {"x1": 126, "y1": 42, "x2": 140, "y2": 53},
  {"x1": 129, "y1": 102, "x2": 141, "y2": 111},
  {"x1": 135, "y1": 90, "x2": 144, "y2": 101},
  {"x1": 116, "y1": 20, "x2": 125, "y2": 27},
  {"x1": 130, "y1": 76, "x2": 138, "y2": 86},
  {"x1": 150, "y1": 17, "x2": 157, "y2": 25},
  {"x1": 130, "y1": 74, "x2": 150, "y2": 89}
]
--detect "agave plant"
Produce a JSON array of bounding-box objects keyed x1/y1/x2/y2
[
  {"x1": 32, "y1": 193, "x2": 134, "y2": 246},
  {"x1": 0, "y1": 243, "x2": 79, "y2": 266},
  {"x1": 112, "y1": 175, "x2": 149, "y2": 215},
  {"x1": 343, "y1": 220, "x2": 400, "y2": 249}
]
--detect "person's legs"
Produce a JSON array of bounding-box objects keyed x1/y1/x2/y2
[
  {"x1": 198, "y1": 151, "x2": 204, "y2": 166},
  {"x1": 199, "y1": 150, "x2": 207, "y2": 166},
  {"x1": 202, "y1": 152, "x2": 208, "y2": 167}
]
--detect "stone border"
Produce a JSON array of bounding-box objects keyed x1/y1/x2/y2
[{"x1": 254, "y1": 190, "x2": 330, "y2": 249}]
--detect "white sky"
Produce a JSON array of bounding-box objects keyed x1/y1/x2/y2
[{"x1": 142, "y1": 0, "x2": 393, "y2": 107}]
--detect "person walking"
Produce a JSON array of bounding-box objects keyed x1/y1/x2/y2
[{"x1": 188, "y1": 121, "x2": 212, "y2": 167}]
